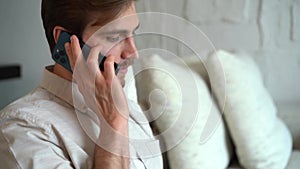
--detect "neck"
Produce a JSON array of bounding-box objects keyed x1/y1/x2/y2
[{"x1": 53, "y1": 63, "x2": 73, "y2": 82}]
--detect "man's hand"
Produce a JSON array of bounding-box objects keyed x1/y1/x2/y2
[{"x1": 65, "y1": 35, "x2": 130, "y2": 169}]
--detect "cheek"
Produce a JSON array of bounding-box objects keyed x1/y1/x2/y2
[{"x1": 104, "y1": 44, "x2": 123, "y2": 58}]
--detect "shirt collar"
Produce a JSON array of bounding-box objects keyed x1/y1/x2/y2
[{"x1": 40, "y1": 66, "x2": 88, "y2": 113}]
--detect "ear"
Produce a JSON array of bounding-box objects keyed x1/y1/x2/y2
[{"x1": 53, "y1": 26, "x2": 67, "y2": 43}]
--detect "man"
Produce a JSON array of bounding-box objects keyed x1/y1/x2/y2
[{"x1": 0, "y1": 0, "x2": 163, "y2": 168}]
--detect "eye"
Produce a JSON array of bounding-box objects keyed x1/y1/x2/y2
[{"x1": 106, "y1": 36, "x2": 120, "y2": 43}]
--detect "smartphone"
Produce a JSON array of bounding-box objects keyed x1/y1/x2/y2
[{"x1": 52, "y1": 31, "x2": 119, "y2": 74}]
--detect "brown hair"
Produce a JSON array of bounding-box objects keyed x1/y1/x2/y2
[{"x1": 41, "y1": 0, "x2": 135, "y2": 52}]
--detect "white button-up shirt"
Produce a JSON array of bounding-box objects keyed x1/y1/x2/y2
[{"x1": 0, "y1": 66, "x2": 163, "y2": 169}]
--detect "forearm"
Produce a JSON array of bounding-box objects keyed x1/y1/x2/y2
[
  {"x1": 93, "y1": 143, "x2": 130, "y2": 169},
  {"x1": 92, "y1": 119, "x2": 130, "y2": 169}
]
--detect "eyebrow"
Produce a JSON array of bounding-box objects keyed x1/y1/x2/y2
[{"x1": 100, "y1": 23, "x2": 140, "y2": 35}]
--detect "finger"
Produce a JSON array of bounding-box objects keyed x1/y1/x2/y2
[
  {"x1": 104, "y1": 55, "x2": 116, "y2": 85},
  {"x1": 86, "y1": 45, "x2": 102, "y2": 74},
  {"x1": 70, "y1": 35, "x2": 85, "y2": 71},
  {"x1": 64, "y1": 42, "x2": 74, "y2": 70}
]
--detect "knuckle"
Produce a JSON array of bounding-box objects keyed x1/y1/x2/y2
[
  {"x1": 91, "y1": 46, "x2": 102, "y2": 55},
  {"x1": 104, "y1": 59, "x2": 113, "y2": 67},
  {"x1": 86, "y1": 59, "x2": 94, "y2": 65},
  {"x1": 106, "y1": 79, "x2": 113, "y2": 86}
]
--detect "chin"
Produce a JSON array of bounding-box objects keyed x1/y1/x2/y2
[
  {"x1": 121, "y1": 80, "x2": 126, "y2": 87},
  {"x1": 117, "y1": 73, "x2": 126, "y2": 87}
]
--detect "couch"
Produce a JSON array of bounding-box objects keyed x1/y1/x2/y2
[{"x1": 124, "y1": 50, "x2": 300, "y2": 169}]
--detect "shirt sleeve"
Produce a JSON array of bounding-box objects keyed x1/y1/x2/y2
[{"x1": 0, "y1": 116, "x2": 75, "y2": 169}]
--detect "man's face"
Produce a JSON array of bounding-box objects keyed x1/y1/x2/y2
[{"x1": 81, "y1": 3, "x2": 139, "y2": 87}]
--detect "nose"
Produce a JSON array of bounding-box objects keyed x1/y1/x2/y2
[{"x1": 121, "y1": 36, "x2": 139, "y2": 59}]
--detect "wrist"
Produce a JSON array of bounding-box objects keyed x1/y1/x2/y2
[
  {"x1": 110, "y1": 116, "x2": 129, "y2": 136},
  {"x1": 99, "y1": 114, "x2": 129, "y2": 136}
]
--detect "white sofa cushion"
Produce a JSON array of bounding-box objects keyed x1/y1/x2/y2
[
  {"x1": 134, "y1": 54, "x2": 232, "y2": 169},
  {"x1": 206, "y1": 50, "x2": 293, "y2": 169}
]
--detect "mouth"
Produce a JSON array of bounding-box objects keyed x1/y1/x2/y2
[
  {"x1": 118, "y1": 58, "x2": 134, "y2": 74},
  {"x1": 119, "y1": 66, "x2": 128, "y2": 74}
]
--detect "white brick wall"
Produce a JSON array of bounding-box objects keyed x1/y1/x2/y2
[
  {"x1": 135, "y1": 0, "x2": 300, "y2": 103},
  {"x1": 185, "y1": 0, "x2": 250, "y2": 23}
]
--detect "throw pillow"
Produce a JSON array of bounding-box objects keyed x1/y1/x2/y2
[
  {"x1": 134, "y1": 54, "x2": 233, "y2": 169},
  {"x1": 206, "y1": 50, "x2": 292, "y2": 169}
]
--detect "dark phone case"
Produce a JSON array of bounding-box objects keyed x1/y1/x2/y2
[{"x1": 52, "y1": 31, "x2": 119, "y2": 74}]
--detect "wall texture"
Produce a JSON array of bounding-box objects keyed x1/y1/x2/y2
[{"x1": 135, "y1": 0, "x2": 300, "y2": 103}]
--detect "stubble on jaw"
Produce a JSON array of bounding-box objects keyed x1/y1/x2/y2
[{"x1": 117, "y1": 58, "x2": 135, "y2": 87}]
